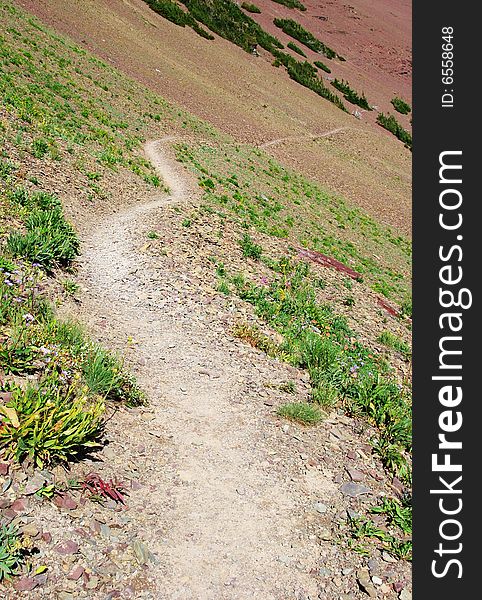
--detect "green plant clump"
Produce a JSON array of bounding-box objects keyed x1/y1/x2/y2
[
  {"x1": 314, "y1": 60, "x2": 331, "y2": 73},
  {"x1": 377, "y1": 113, "x2": 412, "y2": 150},
  {"x1": 143, "y1": 0, "x2": 215, "y2": 40},
  {"x1": 7, "y1": 207, "x2": 80, "y2": 270},
  {"x1": 273, "y1": 17, "x2": 341, "y2": 59},
  {"x1": 241, "y1": 2, "x2": 261, "y2": 13},
  {"x1": 271, "y1": 0, "x2": 306, "y2": 10},
  {"x1": 179, "y1": 0, "x2": 284, "y2": 53},
  {"x1": 287, "y1": 41, "x2": 306, "y2": 57},
  {"x1": 0, "y1": 525, "x2": 25, "y2": 581},
  {"x1": 239, "y1": 233, "x2": 263, "y2": 259},
  {"x1": 277, "y1": 402, "x2": 322, "y2": 424},
  {"x1": 391, "y1": 96, "x2": 411, "y2": 115},
  {"x1": 331, "y1": 79, "x2": 371, "y2": 110}
]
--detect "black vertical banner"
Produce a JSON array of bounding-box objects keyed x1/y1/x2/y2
[{"x1": 413, "y1": 1, "x2": 479, "y2": 598}]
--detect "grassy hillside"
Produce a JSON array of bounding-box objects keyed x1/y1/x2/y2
[{"x1": 0, "y1": 0, "x2": 412, "y2": 588}]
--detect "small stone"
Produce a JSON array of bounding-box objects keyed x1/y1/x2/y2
[
  {"x1": 42, "y1": 531, "x2": 52, "y2": 543},
  {"x1": 313, "y1": 502, "x2": 328, "y2": 514},
  {"x1": 380, "y1": 584, "x2": 391, "y2": 594},
  {"x1": 367, "y1": 558, "x2": 380, "y2": 575},
  {"x1": 67, "y1": 565, "x2": 84, "y2": 581},
  {"x1": 85, "y1": 576, "x2": 99, "y2": 590},
  {"x1": 347, "y1": 450, "x2": 357, "y2": 460},
  {"x1": 54, "y1": 540, "x2": 79, "y2": 555},
  {"x1": 53, "y1": 493, "x2": 78, "y2": 510},
  {"x1": 346, "y1": 467, "x2": 364, "y2": 482},
  {"x1": 21, "y1": 523, "x2": 40, "y2": 537},
  {"x1": 382, "y1": 551, "x2": 398, "y2": 563},
  {"x1": 342, "y1": 568, "x2": 353, "y2": 575},
  {"x1": 318, "y1": 527, "x2": 331, "y2": 541},
  {"x1": 333, "y1": 577, "x2": 342, "y2": 587},
  {"x1": 24, "y1": 472, "x2": 47, "y2": 495},
  {"x1": 300, "y1": 453, "x2": 308, "y2": 460},
  {"x1": 340, "y1": 482, "x2": 371, "y2": 497},
  {"x1": 11, "y1": 498, "x2": 27, "y2": 513},
  {"x1": 372, "y1": 576, "x2": 383, "y2": 586},
  {"x1": 58, "y1": 593, "x2": 74, "y2": 600},
  {"x1": 399, "y1": 590, "x2": 412, "y2": 600},
  {"x1": 319, "y1": 567, "x2": 332, "y2": 577},
  {"x1": 357, "y1": 569, "x2": 377, "y2": 598},
  {"x1": 0, "y1": 462, "x2": 9, "y2": 476},
  {"x1": 14, "y1": 577, "x2": 38, "y2": 591}
]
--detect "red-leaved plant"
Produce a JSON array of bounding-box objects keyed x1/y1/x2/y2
[{"x1": 81, "y1": 472, "x2": 126, "y2": 504}]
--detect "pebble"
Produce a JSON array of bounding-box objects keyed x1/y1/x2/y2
[
  {"x1": 357, "y1": 569, "x2": 377, "y2": 598},
  {"x1": 346, "y1": 467, "x2": 364, "y2": 482},
  {"x1": 340, "y1": 482, "x2": 371, "y2": 497},
  {"x1": 313, "y1": 502, "x2": 328, "y2": 514},
  {"x1": 318, "y1": 567, "x2": 332, "y2": 577},
  {"x1": 399, "y1": 590, "x2": 412, "y2": 600},
  {"x1": 372, "y1": 576, "x2": 383, "y2": 586},
  {"x1": 382, "y1": 551, "x2": 398, "y2": 563}
]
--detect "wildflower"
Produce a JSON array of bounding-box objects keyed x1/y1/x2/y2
[
  {"x1": 23, "y1": 312, "x2": 35, "y2": 324},
  {"x1": 39, "y1": 346, "x2": 51, "y2": 355},
  {"x1": 4, "y1": 280, "x2": 13, "y2": 287}
]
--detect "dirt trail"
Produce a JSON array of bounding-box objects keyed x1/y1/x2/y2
[
  {"x1": 79, "y1": 138, "x2": 329, "y2": 599},
  {"x1": 258, "y1": 128, "x2": 348, "y2": 149}
]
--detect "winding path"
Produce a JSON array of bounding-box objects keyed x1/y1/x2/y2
[
  {"x1": 258, "y1": 127, "x2": 348, "y2": 149},
  {"x1": 79, "y1": 138, "x2": 328, "y2": 599}
]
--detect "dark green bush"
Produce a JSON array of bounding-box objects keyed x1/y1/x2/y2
[
  {"x1": 331, "y1": 79, "x2": 371, "y2": 110},
  {"x1": 377, "y1": 113, "x2": 412, "y2": 150},
  {"x1": 273, "y1": 17, "x2": 339, "y2": 59},
  {"x1": 271, "y1": 0, "x2": 306, "y2": 11},
  {"x1": 241, "y1": 2, "x2": 261, "y2": 13},
  {"x1": 314, "y1": 60, "x2": 331, "y2": 73},
  {"x1": 391, "y1": 96, "x2": 411, "y2": 115},
  {"x1": 287, "y1": 41, "x2": 306, "y2": 57}
]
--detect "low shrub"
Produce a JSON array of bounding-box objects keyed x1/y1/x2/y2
[
  {"x1": 287, "y1": 41, "x2": 306, "y2": 57},
  {"x1": 377, "y1": 113, "x2": 412, "y2": 150},
  {"x1": 241, "y1": 2, "x2": 261, "y2": 13},
  {"x1": 314, "y1": 60, "x2": 331, "y2": 73},
  {"x1": 391, "y1": 96, "x2": 411, "y2": 115},
  {"x1": 331, "y1": 79, "x2": 371, "y2": 110}
]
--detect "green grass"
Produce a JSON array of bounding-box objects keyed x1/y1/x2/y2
[
  {"x1": 277, "y1": 402, "x2": 322, "y2": 424},
  {"x1": 229, "y1": 257, "x2": 412, "y2": 481},
  {"x1": 378, "y1": 330, "x2": 411, "y2": 360},
  {"x1": 7, "y1": 206, "x2": 80, "y2": 270},
  {"x1": 391, "y1": 97, "x2": 411, "y2": 115},
  {"x1": 174, "y1": 142, "x2": 411, "y2": 304},
  {"x1": 239, "y1": 233, "x2": 263, "y2": 259}
]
